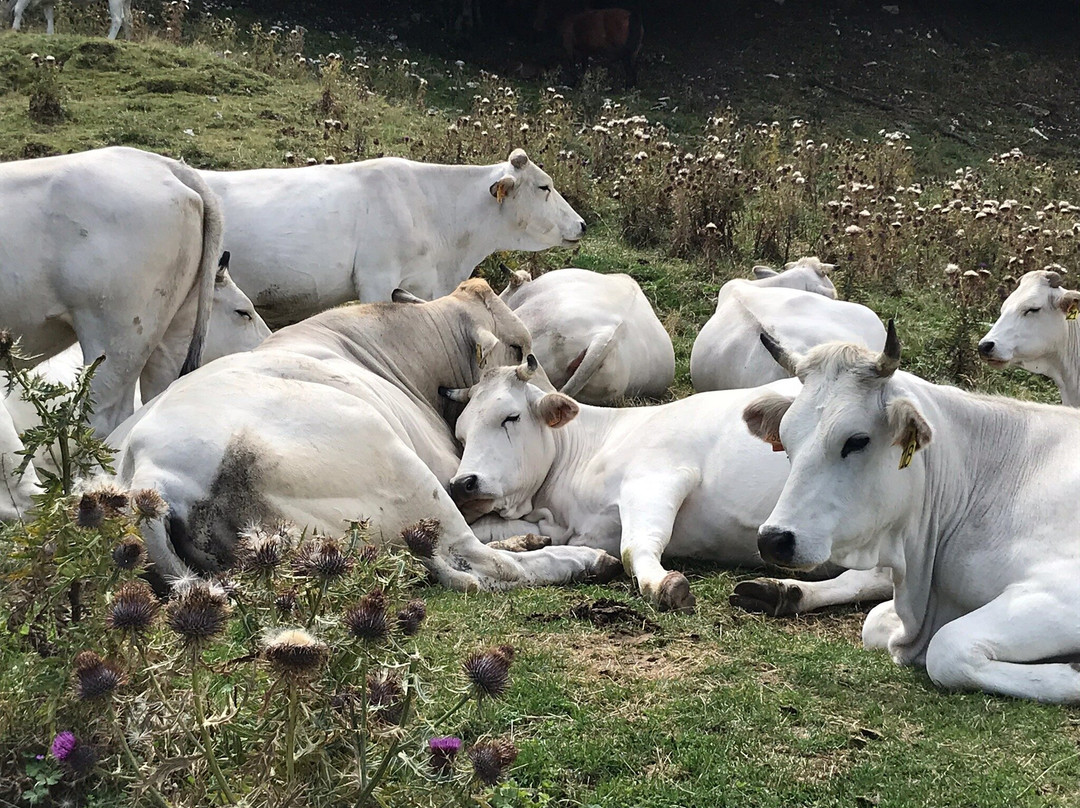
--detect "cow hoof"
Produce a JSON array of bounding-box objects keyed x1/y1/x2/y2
[
  {"x1": 489, "y1": 533, "x2": 552, "y2": 552},
  {"x1": 587, "y1": 551, "x2": 623, "y2": 584},
  {"x1": 729, "y1": 578, "x2": 803, "y2": 617},
  {"x1": 657, "y1": 571, "x2": 696, "y2": 614}
]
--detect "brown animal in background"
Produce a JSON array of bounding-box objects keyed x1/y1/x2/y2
[{"x1": 557, "y1": 6, "x2": 643, "y2": 86}]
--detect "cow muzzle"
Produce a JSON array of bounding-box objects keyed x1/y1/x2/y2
[
  {"x1": 757, "y1": 526, "x2": 798, "y2": 567},
  {"x1": 448, "y1": 473, "x2": 494, "y2": 508},
  {"x1": 977, "y1": 339, "x2": 1008, "y2": 367}
]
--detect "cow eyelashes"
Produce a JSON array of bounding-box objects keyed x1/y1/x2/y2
[
  {"x1": 501, "y1": 414, "x2": 520, "y2": 427},
  {"x1": 538, "y1": 184, "x2": 550, "y2": 192},
  {"x1": 1023, "y1": 307, "x2": 1041, "y2": 316},
  {"x1": 841, "y1": 434, "x2": 870, "y2": 459},
  {"x1": 236, "y1": 309, "x2": 253, "y2": 321}
]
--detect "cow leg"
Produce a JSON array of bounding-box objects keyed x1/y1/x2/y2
[
  {"x1": 11, "y1": 0, "x2": 29, "y2": 30},
  {"x1": 468, "y1": 513, "x2": 549, "y2": 543},
  {"x1": 107, "y1": 0, "x2": 124, "y2": 39},
  {"x1": 616, "y1": 469, "x2": 698, "y2": 612},
  {"x1": 861, "y1": 599, "x2": 902, "y2": 650},
  {"x1": 42, "y1": 0, "x2": 51, "y2": 34},
  {"x1": 923, "y1": 585, "x2": 1080, "y2": 703},
  {"x1": 730, "y1": 567, "x2": 894, "y2": 617}
]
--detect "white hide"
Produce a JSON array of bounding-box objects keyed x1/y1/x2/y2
[
  {"x1": 979, "y1": 269, "x2": 1080, "y2": 406},
  {"x1": 748, "y1": 337, "x2": 1080, "y2": 703},
  {"x1": 690, "y1": 257, "x2": 886, "y2": 392},
  {"x1": 107, "y1": 280, "x2": 618, "y2": 590},
  {"x1": 199, "y1": 149, "x2": 587, "y2": 327},
  {"x1": 499, "y1": 268, "x2": 674, "y2": 404},
  {"x1": 8, "y1": 0, "x2": 131, "y2": 38}
]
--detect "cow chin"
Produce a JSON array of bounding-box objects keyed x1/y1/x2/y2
[{"x1": 456, "y1": 496, "x2": 497, "y2": 521}]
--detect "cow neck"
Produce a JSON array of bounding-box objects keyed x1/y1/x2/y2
[
  {"x1": 1052, "y1": 321, "x2": 1080, "y2": 407},
  {"x1": 535, "y1": 403, "x2": 623, "y2": 518},
  {"x1": 402, "y1": 162, "x2": 519, "y2": 284},
  {"x1": 880, "y1": 377, "x2": 1063, "y2": 665}
]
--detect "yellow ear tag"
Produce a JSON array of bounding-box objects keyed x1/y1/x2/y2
[
  {"x1": 475, "y1": 342, "x2": 484, "y2": 366},
  {"x1": 1067, "y1": 303, "x2": 1078, "y2": 321},
  {"x1": 496, "y1": 183, "x2": 507, "y2": 204},
  {"x1": 898, "y1": 429, "x2": 918, "y2": 470}
]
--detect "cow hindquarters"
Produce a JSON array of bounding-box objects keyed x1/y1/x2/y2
[{"x1": 922, "y1": 584, "x2": 1080, "y2": 703}]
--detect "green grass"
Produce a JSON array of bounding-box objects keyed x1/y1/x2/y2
[{"x1": 2, "y1": 23, "x2": 1080, "y2": 808}]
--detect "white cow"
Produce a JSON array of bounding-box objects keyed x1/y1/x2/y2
[
  {"x1": 1, "y1": 146, "x2": 233, "y2": 435},
  {"x1": 444, "y1": 357, "x2": 892, "y2": 612},
  {"x1": 6, "y1": 0, "x2": 131, "y2": 38},
  {"x1": 499, "y1": 267, "x2": 674, "y2": 404},
  {"x1": 109, "y1": 279, "x2": 619, "y2": 590},
  {"x1": 978, "y1": 269, "x2": 1080, "y2": 406},
  {"x1": 745, "y1": 322, "x2": 1080, "y2": 703},
  {"x1": 690, "y1": 257, "x2": 886, "y2": 392},
  {"x1": 0, "y1": 400, "x2": 40, "y2": 522},
  {"x1": 198, "y1": 149, "x2": 587, "y2": 327}
]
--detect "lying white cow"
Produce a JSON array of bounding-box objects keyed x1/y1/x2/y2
[
  {"x1": 1, "y1": 147, "x2": 244, "y2": 435},
  {"x1": 978, "y1": 269, "x2": 1080, "y2": 406},
  {"x1": 444, "y1": 356, "x2": 892, "y2": 612},
  {"x1": 110, "y1": 279, "x2": 619, "y2": 590},
  {"x1": 499, "y1": 267, "x2": 674, "y2": 404},
  {"x1": 6, "y1": 0, "x2": 131, "y2": 38},
  {"x1": 745, "y1": 322, "x2": 1080, "y2": 703},
  {"x1": 199, "y1": 149, "x2": 586, "y2": 328},
  {"x1": 690, "y1": 257, "x2": 886, "y2": 392}
]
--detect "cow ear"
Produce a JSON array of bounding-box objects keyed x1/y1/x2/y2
[
  {"x1": 752, "y1": 265, "x2": 778, "y2": 279},
  {"x1": 509, "y1": 148, "x2": 529, "y2": 169},
  {"x1": 215, "y1": 250, "x2": 230, "y2": 284},
  {"x1": 887, "y1": 397, "x2": 932, "y2": 470},
  {"x1": 1058, "y1": 290, "x2": 1080, "y2": 320},
  {"x1": 536, "y1": 392, "x2": 579, "y2": 428},
  {"x1": 392, "y1": 288, "x2": 427, "y2": 304},
  {"x1": 817, "y1": 262, "x2": 834, "y2": 277},
  {"x1": 743, "y1": 391, "x2": 794, "y2": 452},
  {"x1": 490, "y1": 175, "x2": 516, "y2": 203},
  {"x1": 508, "y1": 269, "x2": 532, "y2": 288},
  {"x1": 474, "y1": 328, "x2": 500, "y2": 368}
]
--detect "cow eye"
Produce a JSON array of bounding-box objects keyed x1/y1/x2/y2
[
  {"x1": 1023, "y1": 307, "x2": 1041, "y2": 316},
  {"x1": 841, "y1": 434, "x2": 870, "y2": 458},
  {"x1": 538, "y1": 184, "x2": 550, "y2": 192},
  {"x1": 511, "y1": 344, "x2": 524, "y2": 361},
  {"x1": 236, "y1": 309, "x2": 253, "y2": 321},
  {"x1": 501, "y1": 414, "x2": 520, "y2": 427}
]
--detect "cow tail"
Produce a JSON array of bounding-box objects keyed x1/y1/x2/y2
[
  {"x1": 560, "y1": 322, "x2": 624, "y2": 399},
  {"x1": 168, "y1": 161, "x2": 225, "y2": 377}
]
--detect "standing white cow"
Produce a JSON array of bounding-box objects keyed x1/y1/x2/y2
[
  {"x1": 109, "y1": 279, "x2": 619, "y2": 590},
  {"x1": 978, "y1": 269, "x2": 1080, "y2": 406},
  {"x1": 690, "y1": 257, "x2": 886, "y2": 392},
  {"x1": 499, "y1": 267, "x2": 674, "y2": 404},
  {"x1": 444, "y1": 357, "x2": 892, "y2": 612},
  {"x1": 6, "y1": 0, "x2": 131, "y2": 38},
  {"x1": 1, "y1": 146, "x2": 231, "y2": 435},
  {"x1": 198, "y1": 149, "x2": 587, "y2": 327},
  {"x1": 744, "y1": 322, "x2": 1080, "y2": 703}
]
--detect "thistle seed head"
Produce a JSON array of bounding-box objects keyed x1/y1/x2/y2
[
  {"x1": 396, "y1": 599, "x2": 427, "y2": 636},
  {"x1": 106, "y1": 580, "x2": 160, "y2": 634},
  {"x1": 165, "y1": 579, "x2": 231, "y2": 645},
  {"x1": 132, "y1": 488, "x2": 168, "y2": 520},
  {"x1": 295, "y1": 536, "x2": 353, "y2": 580},
  {"x1": 463, "y1": 644, "x2": 514, "y2": 700},
  {"x1": 469, "y1": 738, "x2": 519, "y2": 786},
  {"x1": 263, "y1": 628, "x2": 329, "y2": 681},
  {"x1": 402, "y1": 518, "x2": 440, "y2": 558},
  {"x1": 73, "y1": 650, "x2": 124, "y2": 701},
  {"x1": 343, "y1": 589, "x2": 388, "y2": 643},
  {"x1": 111, "y1": 536, "x2": 147, "y2": 570}
]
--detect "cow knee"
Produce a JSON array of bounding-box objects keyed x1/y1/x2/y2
[
  {"x1": 925, "y1": 626, "x2": 987, "y2": 691},
  {"x1": 861, "y1": 600, "x2": 901, "y2": 650}
]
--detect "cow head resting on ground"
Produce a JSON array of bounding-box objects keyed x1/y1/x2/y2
[
  {"x1": 488, "y1": 149, "x2": 586, "y2": 250},
  {"x1": 443, "y1": 354, "x2": 572, "y2": 521},
  {"x1": 743, "y1": 321, "x2": 931, "y2": 570},
  {"x1": 750, "y1": 257, "x2": 837, "y2": 298},
  {"x1": 978, "y1": 269, "x2": 1080, "y2": 405}
]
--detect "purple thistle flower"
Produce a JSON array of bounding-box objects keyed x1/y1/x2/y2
[
  {"x1": 428, "y1": 736, "x2": 462, "y2": 775},
  {"x1": 51, "y1": 731, "x2": 77, "y2": 762}
]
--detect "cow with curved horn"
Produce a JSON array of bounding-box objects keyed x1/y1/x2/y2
[
  {"x1": 742, "y1": 319, "x2": 1080, "y2": 702},
  {"x1": 979, "y1": 269, "x2": 1080, "y2": 406},
  {"x1": 108, "y1": 279, "x2": 619, "y2": 591},
  {"x1": 445, "y1": 350, "x2": 894, "y2": 613},
  {"x1": 691, "y1": 257, "x2": 886, "y2": 393}
]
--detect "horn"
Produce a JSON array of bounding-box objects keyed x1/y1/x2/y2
[
  {"x1": 438, "y1": 386, "x2": 472, "y2": 403},
  {"x1": 1047, "y1": 271, "x2": 1063, "y2": 289},
  {"x1": 392, "y1": 288, "x2": 427, "y2": 304},
  {"x1": 876, "y1": 319, "x2": 901, "y2": 377},
  {"x1": 509, "y1": 148, "x2": 529, "y2": 169},
  {"x1": 218, "y1": 250, "x2": 230, "y2": 269},
  {"x1": 759, "y1": 331, "x2": 798, "y2": 376},
  {"x1": 516, "y1": 353, "x2": 539, "y2": 381}
]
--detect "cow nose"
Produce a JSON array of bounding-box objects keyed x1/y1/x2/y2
[
  {"x1": 758, "y1": 526, "x2": 797, "y2": 566},
  {"x1": 449, "y1": 474, "x2": 480, "y2": 503},
  {"x1": 977, "y1": 340, "x2": 995, "y2": 357}
]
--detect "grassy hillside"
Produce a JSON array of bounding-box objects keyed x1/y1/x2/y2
[{"x1": 2, "y1": 17, "x2": 1079, "y2": 808}]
